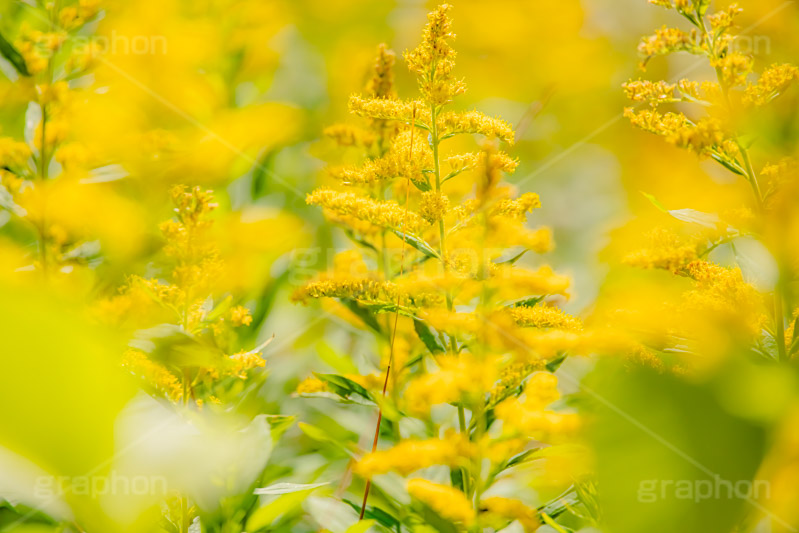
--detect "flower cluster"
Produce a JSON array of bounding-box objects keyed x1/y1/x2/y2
[
  {"x1": 101, "y1": 186, "x2": 265, "y2": 404},
  {"x1": 611, "y1": 0, "x2": 798, "y2": 371},
  {"x1": 294, "y1": 5, "x2": 587, "y2": 531},
  {"x1": 0, "y1": 1, "x2": 146, "y2": 278}
]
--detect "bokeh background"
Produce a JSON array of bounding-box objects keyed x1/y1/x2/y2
[{"x1": 1, "y1": 0, "x2": 798, "y2": 532}]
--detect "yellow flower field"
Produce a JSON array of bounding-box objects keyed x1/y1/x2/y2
[{"x1": 0, "y1": 1, "x2": 798, "y2": 532}]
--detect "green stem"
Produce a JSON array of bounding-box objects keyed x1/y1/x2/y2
[
  {"x1": 457, "y1": 405, "x2": 471, "y2": 495},
  {"x1": 430, "y1": 101, "x2": 471, "y2": 496}
]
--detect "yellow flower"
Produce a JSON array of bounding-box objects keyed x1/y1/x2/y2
[
  {"x1": 327, "y1": 130, "x2": 431, "y2": 185},
  {"x1": 228, "y1": 350, "x2": 265, "y2": 379},
  {"x1": 624, "y1": 107, "x2": 687, "y2": 138},
  {"x1": 708, "y1": 4, "x2": 743, "y2": 34},
  {"x1": 293, "y1": 274, "x2": 398, "y2": 305},
  {"x1": 481, "y1": 497, "x2": 540, "y2": 533},
  {"x1": 492, "y1": 193, "x2": 541, "y2": 220},
  {"x1": 712, "y1": 52, "x2": 753, "y2": 88},
  {"x1": 419, "y1": 191, "x2": 449, "y2": 223},
  {"x1": 307, "y1": 188, "x2": 427, "y2": 233},
  {"x1": 229, "y1": 305, "x2": 252, "y2": 327},
  {"x1": 79, "y1": 0, "x2": 102, "y2": 20},
  {"x1": 623, "y1": 79, "x2": 677, "y2": 105},
  {"x1": 405, "y1": 354, "x2": 499, "y2": 414},
  {"x1": 296, "y1": 377, "x2": 328, "y2": 395},
  {"x1": 623, "y1": 227, "x2": 701, "y2": 273},
  {"x1": 403, "y1": 4, "x2": 465, "y2": 106},
  {"x1": 55, "y1": 142, "x2": 92, "y2": 171},
  {"x1": 122, "y1": 350, "x2": 182, "y2": 401},
  {"x1": 683, "y1": 260, "x2": 766, "y2": 336},
  {"x1": 0, "y1": 137, "x2": 32, "y2": 171},
  {"x1": 489, "y1": 264, "x2": 571, "y2": 300},
  {"x1": 355, "y1": 432, "x2": 474, "y2": 477},
  {"x1": 406, "y1": 479, "x2": 475, "y2": 526},
  {"x1": 348, "y1": 95, "x2": 429, "y2": 125},
  {"x1": 439, "y1": 110, "x2": 515, "y2": 144},
  {"x1": 367, "y1": 43, "x2": 396, "y2": 100},
  {"x1": 510, "y1": 305, "x2": 583, "y2": 332},
  {"x1": 745, "y1": 64, "x2": 799, "y2": 106},
  {"x1": 323, "y1": 124, "x2": 376, "y2": 148},
  {"x1": 638, "y1": 26, "x2": 702, "y2": 65}
]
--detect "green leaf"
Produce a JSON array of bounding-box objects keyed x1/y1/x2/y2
[
  {"x1": 313, "y1": 373, "x2": 373, "y2": 402},
  {"x1": 403, "y1": 352, "x2": 424, "y2": 369},
  {"x1": 365, "y1": 301, "x2": 416, "y2": 318},
  {"x1": 642, "y1": 192, "x2": 722, "y2": 229},
  {"x1": 247, "y1": 489, "x2": 315, "y2": 531},
  {"x1": 495, "y1": 249, "x2": 528, "y2": 265},
  {"x1": 0, "y1": 31, "x2": 29, "y2": 76},
  {"x1": 640, "y1": 191, "x2": 668, "y2": 213},
  {"x1": 511, "y1": 296, "x2": 544, "y2": 309},
  {"x1": 391, "y1": 230, "x2": 441, "y2": 259},
  {"x1": 710, "y1": 153, "x2": 746, "y2": 176},
  {"x1": 546, "y1": 353, "x2": 567, "y2": 372},
  {"x1": 343, "y1": 500, "x2": 400, "y2": 531},
  {"x1": 789, "y1": 314, "x2": 799, "y2": 356},
  {"x1": 415, "y1": 503, "x2": 459, "y2": 533},
  {"x1": 254, "y1": 482, "x2": 329, "y2": 495},
  {"x1": 204, "y1": 294, "x2": 233, "y2": 322},
  {"x1": 344, "y1": 229, "x2": 379, "y2": 253},
  {"x1": 668, "y1": 208, "x2": 720, "y2": 229},
  {"x1": 130, "y1": 323, "x2": 224, "y2": 368},
  {"x1": 589, "y1": 361, "x2": 768, "y2": 533},
  {"x1": 538, "y1": 486, "x2": 580, "y2": 519},
  {"x1": 411, "y1": 175, "x2": 432, "y2": 192},
  {"x1": 414, "y1": 319, "x2": 444, "y2": 355},
  {"x1": 505, "y1": 448, "x2": 538, "y2": 469},
  {"x1": 342, "y1": 299, "x2": 383, "y2": 333},
  {"x1": 540, "y1": 512, "x2": 571, "y2": 533},
  {"x1": 449, "y1": 467, "x2": 465, "y2": 492},
  {"x1": 264, "y1": 414, "x2": 296, "y2": 441},
  {"x1": 316, "y1": 341, "x2": 360, "y2": 374},
  {"x1": 298, "y1": 422, "x2": 358, "y2": 458}
]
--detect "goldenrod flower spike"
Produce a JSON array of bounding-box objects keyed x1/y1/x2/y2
[
  {"x1": 297, "y1": 5, "x2": 582, "y2": 530},
  {"x1": 103, "y1": 186, "x2": 266, "y2": 406},
  {"x1": 404, "y1": 4, "x2": 465, "y2": 107},
  {"x1": 617, "y1": 0, "x2": 795, "y2": 367}
]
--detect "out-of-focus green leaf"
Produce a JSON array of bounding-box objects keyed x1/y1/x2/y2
[
  {"x1": 314, "y1": 373, "x2": 373, "y2": 403},
  {"x1": 247, "y1": 488, "x2": 316, "y2": 531},
  {"x1": 0, "y1": 31, "x2": 29, "y2": 76},
  {"x1": 254, "y1": 482, "x2": 329, "y2": 495},
  {"x1": 667, "y1": 208, "x2": 720, "y2": 229},
  {"x1": 588, "y1": 360, "x2": 768, "y2": 533},
  {"x1": 343, "y1": 500, "x2": 400, "y2": 531},
  {"x1": 342, "y1": 299, "x2": 383, "y2": 334},
  {"x1": 414, "y1": 503, "x2": 458, "y2": 533},
  {"x1": 0, "y1": 285, "x2": 136, "y2": 530},
  {"x1": 298, "y1": 422, "x2": 358, "y2": 459},
  {"x1": 391, "y1": 230, "x2": 440, "y2": 260},
  {"x1": 414, "y1": 319, "x2": 444, "y2": 355},
  {"x1": 640, "y1": 191, "x2": 668, "y2": 213},
  {"x1": 130, "y1": 323, "x2": 224, "y2": 368},
  {"x1": 316, "y1": 342, "x2": 360, "y2": 374},
  {"x1": 265, "y1": 414, "x2": 296, "y2": 442}
]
